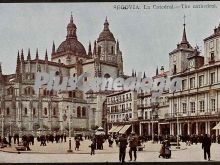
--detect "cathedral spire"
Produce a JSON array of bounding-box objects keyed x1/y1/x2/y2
[
  {"x1": 52, "y1": 41, "x2": 55, "y2": 54},
  {"x1": 70, "y1": 12, "x2": 73, "y2": 24},
  {"x1": 0, "y1": 62, "x2": 2, "y2": 76},
  {"x1": 116, "y1": 40, "x2": 119, "y2": 52},
  {"x1": 21, "y1": 49, "x2": 24, "y2": 63},
  {"x1": 27, "y1": 48, "x2": 31, "y2": 61},
  {"x1": 16, "y1": 52, "x2": 21, "y2": 82},
  {"x1": 93, "y1": 40, "x2": 97, "y2": 55},
  {"x1": 143, "y1": 72, "x2": 146, "y2": 79},
  {"x1": 156, "y1": 66, "x2": 159, "y2": 76},
  {"x1": 88, "y1": 41, "x2": 92, "y2": 56},
  {"x1": 181, "y1": 15, "x2": 188, "y2": 44},
  {"x1": 36, "y1": 48, "x2": 39, "y2": 60},
  {"x1": 104, "y1": 16, "x2": 109, "y2": 31},
  {"x1": 132, "y1": 69, "x2": 134, "y2": 77},
  {"x1": 45, "y1": 49, "x2": 48, "y2": 61}
]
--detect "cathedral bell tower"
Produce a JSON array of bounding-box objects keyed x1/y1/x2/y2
[{"x1": 96, "y1": 17, "x2": 117, "y2": 63}]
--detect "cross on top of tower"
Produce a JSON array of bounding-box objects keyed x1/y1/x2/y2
[{"x1": 183, "y1": 15, "x2": 186, "y2": 26}]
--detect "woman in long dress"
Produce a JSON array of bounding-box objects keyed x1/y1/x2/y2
[{"x1": 159, "y1": 141, "x2": 166, "y2": 158}]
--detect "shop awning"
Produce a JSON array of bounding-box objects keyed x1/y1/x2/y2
[
  {"x1": 111, "y1": 125, "x2": 124, "y2": 133},
  {"x1": 108, "y1": 125, "x2": 118, "y2": 133},
  {"x1": 119, "y1": 125, "x2": 131, "y2": 134},
  {"x1": 213, "y1": 122, "x2": 220, "y2": 130}
]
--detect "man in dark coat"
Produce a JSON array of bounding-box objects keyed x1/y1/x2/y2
[
  {"x1": 128, "y1": 132, "x2": 138, "y2": 161},
  {"x1": 8, "y1": 133, "x2": 12, "y2": 146},
  {"x1": 119, "y1": 134, "x2": 128, "y2": 163},
  {"x1": 64, "y1": 133, "x2": 67, "y2": 142},
  {"x1": 202, "y1": 134, "x2": 211, "y2": 161}
]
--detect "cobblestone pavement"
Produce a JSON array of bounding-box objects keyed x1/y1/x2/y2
[{"x1": 0, "y1": 140, "x2": 220, "y2": 163}]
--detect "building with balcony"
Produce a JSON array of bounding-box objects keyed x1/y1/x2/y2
[
  {"x1": 106, "y1": 20, "x2": 220, "y2": 139},
  {"x1": 167, "y1": 22, "x2": 220, "y2": 137},
  {"x1": 106, "y1": 90, "x2": 138, "y2": 134}
]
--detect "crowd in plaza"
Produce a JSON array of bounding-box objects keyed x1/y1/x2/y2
[{"x1": 0, "y1": 131, "x2": 217, "y2": 162}]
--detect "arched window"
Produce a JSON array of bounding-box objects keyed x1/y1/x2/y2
[
  {"x1": 77, "y1": 106, "x2": 81, "y2": 118},
  {"x1": 37, "y1": 65, "x2": 41, "y2": 72},
  {"x1": 7, "y1": 87, "x2": 14, "y2": 95},
  {"x1": 25, "y1": 108, "x2": 28, "y2": 115},
  {"x1": 53, "y1": 108, "x2": 56, "y2": 116},
  {"x1": 44, "y1": 108, "x2": 47, "y2": 115},
  {"x1": 111, "y1": 46, "x2": 114, "y2": 54},
  {"x1": 58, "y1": 59, "x2": 61, "y2": 63},
  {"x1": 73, "y1": 73, "x2": 76, "y2": 77},
  {"x1": 6, "y1": 108, "x2": 10, "y2": 115},
  {"x1": 43, "y1": 89, "x2": 46, "y2": 96},
  {"x1": 69, "y1": 91, "x2": 72, "y2": 98},
  {"x1": 82, "y1": 107, "x2": 86, "y2": 117},
  {"x1": 173, "y1": 65, "x2": 177, "y2": 74},
  {"x1": 72, "y1": 91, "x2": 76, "y2": 97},
  {"x1": 98, "y1": 46, "x2": 101, "y2": 55},
  {"x1": 33, "y1": 108, "x2": 36, "y2": 116},
  {"x1": 28, "y1": 87, "x2": 31, "y2": 95}
]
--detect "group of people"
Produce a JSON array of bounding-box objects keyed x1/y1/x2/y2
[
  {"x1": 117, "y1": 132, "x2": 139, "y2": 163},
  {"x1": 0, "y1": 131, "x2": 215, "y2": 162},
  {"x1": 37, "y1": 132, "x2": 67, "y2": 145}
]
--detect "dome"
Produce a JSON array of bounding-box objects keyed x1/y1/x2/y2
[
  {"x1": 55, "y1": 14, "x2": 86, "y2": 56},
  {"x1": 57, "y1": 38, "x2": 87, "y2": 55},
  {"x1": 98, "y1": 30, "x2": 115, "y2": 42},
  {"x1": 97, "y1": 18, "x2": 115, "y2": 42}
]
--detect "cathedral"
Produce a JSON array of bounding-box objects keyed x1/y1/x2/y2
[{"x1": 0, "y1": 14, "x2": 124, "y2": 135}]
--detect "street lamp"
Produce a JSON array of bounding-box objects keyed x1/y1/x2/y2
[
  {"x1": 151, "y1": 101, "x2": 158, "y2": 143},
  {"x1": 0, "y1": 89, "x2": 4, "y2": 138},
  {"x1": 67, "y1": 105, "x2": 73, "y2": 153},
  {"x1": 1, "y1": 113, "x2": 4, "y2": 138},
  {"x1": 176, "y1": 111, "x2": 180, "y2": 149}
]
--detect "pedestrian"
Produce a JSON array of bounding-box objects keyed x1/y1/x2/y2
[
  {"x1": 75, "y1": 137, "x2": 80, "y2": 151},
  {"x1": 8, "y1": 134, "x2": 12, "y2": 147},
  {"x1": 13, "y1": 133, "x2": 16, "y2": 144},
  {"x1": 159, "y1": 141, "x2": 166, "y2": 158},
  {"x1": 60, "y1": 133, "x2": 64, "y2": 142},
  {"x1": 202, "y1": 134, "x2": 211, "y2": 161},
  {"x1": 64, "y1": 133, "x2": 67, "y2": 142},
  {"x1": 119, "y1": 134, "x2": 128, "y2": 163},
  {"x1": 108, "y1": 136, "x2": 113, "y2": 147},
  {"x1": 128, "y1": 132, "x2": 138, "y2": 161},
  {"x1": 89, "y1": 139, "x2": 95, "y2": 155}
]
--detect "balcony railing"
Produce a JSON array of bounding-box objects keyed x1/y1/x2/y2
[
  {"x1": 138, "y1": 93, "x2": 144, "y2": 98},
  {"x1": 137, "y1": 104, "x2": 144, "y2": 109},
  {"x1": 165, "y1": 109, "x2": 220, "y2": 119}
]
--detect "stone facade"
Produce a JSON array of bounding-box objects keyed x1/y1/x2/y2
[{"x1": 0, "y1": 15, "x2": 123, "y2": 135}]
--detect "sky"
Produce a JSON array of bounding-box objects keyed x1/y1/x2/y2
[{"x1": 0, "y1": 2, "x2": 220, "y2": 77}]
